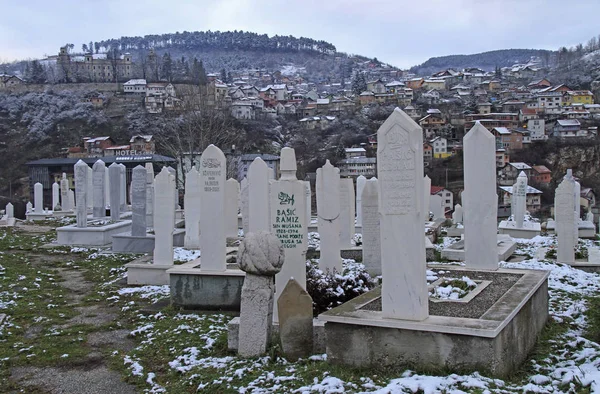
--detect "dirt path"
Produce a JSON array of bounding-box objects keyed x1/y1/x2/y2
[{"x1": 8, "y1": 249, "x2": 139, "y2": 394}]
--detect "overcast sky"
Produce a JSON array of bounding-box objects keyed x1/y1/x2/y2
[{"x1": 2, "y1": 0, "x2": 600, "y2": 68}]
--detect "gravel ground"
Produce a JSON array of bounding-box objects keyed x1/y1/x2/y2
[{"x1": 361, "y1": 270, "x2": 523, "y2": 319}]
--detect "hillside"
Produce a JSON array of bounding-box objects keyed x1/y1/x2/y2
[{"x1": 410, "y1": 49, "x2": 555, "y2": 75}]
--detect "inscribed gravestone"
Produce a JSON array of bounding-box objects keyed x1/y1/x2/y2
[
  {"x1": 356, "y1": 175, "x2": 367, "y2": 227},
  {"x1": 241, "y1": 177, "x2": 249, "y2": 235},
  {"x1": 199, "y1": 145, "x2": 226, "y2": 271},
  {"x1": 556, "y1": 172, "x2": 576, "y2": 264},
  {"x1": 119, "y1": 163, "x2": 127, "y2": 212},
  {"x1": 377, "y1": 108, "x2": 428, "y2": 321},
  {"x1": 34, "y1": 182, "x2": 43, "y2": 212},
  {"x1": 362, "y1": 178, "x2": 381, "y2": 276},
  {"x1": 512, "y1": 171, "x2": 527, "y2": 228},
  {"x1": 92, "y1": 160, "x2": 106, "y2": 218},
  {"x1": 339, "y1": 178, "x2": 355, "y2": 248},
  {"x1": 52, "y1": 182, "x2": 60, "y2": 211},
  {"x1": 316, "y1": 160, "x2": 342, "y2": 273},
  {"x1": 60, "y1": 174, "x2": 70, "y2": 211},
  {"x1": 131, "y1": 165, "x2": 147, "y2": 237},
  {"x1": 145, "y1": 163, "x2": 154, "y2": 226},
  {"x1": 74, "y1": 160, "x2": 88, "y2": 228},
  {"x1": 248, "y1": 157, "x2": 270, "y2": 232},
  {"x1": 153, "y1": 167, "x2": 176, "y2": 265},
  {"x1": 109, "y1": 163, "x2": 121, "y2": 221},
  {"x1": 225, "y1": 178, "x2": 240, "y2": 238},
  {"x1": 429, "y1": 194, "x2": 444, "y2": 219},
  {"x1": 184, "y1": 168, "x2": 201, "y2": 249},
  {"x1": 87, "y1": 166, "x2": 94, "y2": 210},
  {"x1": 423, "y1": 175, "x2": 431, "y2": 222},
  {"x1": 452, "y1": 203, "x2": 463, "y2": 224}
]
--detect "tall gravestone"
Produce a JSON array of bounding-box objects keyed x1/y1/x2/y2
[
  {"x1": 423, "y1": 175, "x2": 431, "y2": 222},
  {"x1": 452, "y1": 204, "x2": 463, "y2": 224},
  {"x1": 6, "y1": 203, "x2": 13, "y2": 219},
  {"x1": 237, "y1": 231, "x2": 284, "y2": 357},
  {"x1": 131, "y1": 165, "x2": 147, "y2": 237},
  {"x1": 26, "y1": 202, "x2": 33, "y2": 213},
  {"x1": 52, "y1": 182, "x2": 60, "y2": 211},
  {"x1": 86, "y1": 166, "x2": 94, "y2": 210},
  {"x1": 463, "y1": 123, "x2": 498, "y2": 271},
  {"x1": 199, "y1": 145, "x2": 226, "y2": 271},
  {"x1": 119, "y1": 163, "x2": 127, "y2": 212},
  {"x1": 153, "y1": 168, "x2": 176, "y2": 265},
  {"x1": 362, "y1": 178, "x2": 381, "y2": 276},
  {"x1": 429, "y1": 194, "x2": 444, "y2": 219},
  {"x1": 104, "y1": 167, "x2": 110, "y2": 208},
  {"x1": 108, "y1": 163, "x2": 121, "y2": 221},
  {"x1": 34, "y1": 182, "x2": 43, "y2": 212},
  {"x1": 248, "y1": 157, "x2": 271, "y2": 232},
  {"x1": 339, "y1": 178, "x2": 355, "y2": 248},
  {"x1": 92, "y1": 160, "x2": 106, "y2": 218},
  {"x1": 60, "y1": 174, "x2": 70, "y2": 211},
  {"x1": 304, "y1": 181, "x2": 312, "y2": 225},
  {"x1": 316, "y1": 160, "x2": 342, "y2": 273},
  {"x1": 145, "y1": 163, "x2": 154, "y2": 227},
  {"x1": 225, "y1": 178, "x2": 240, "y2": 238},
  {"x1": 167, "y1": 166, "x2": 179, "y2": 210},
  {"x1": 512, "y1": 171, "x2": 527, "y2": 228},
  {"x1": 74, "y1": 160, "x2": 88, "y2": 228},
  {"x1": 68, "y1": 190, "x2": 75, "y2": 211},
  {"x1": 356, "y1": 175, "x2": 367, "y2": 227},
  {"x1": 377, "y1": 108, "x2": 428, "y2": 321},
  {"x1": 277, "y1": 278, "x2": 314, "y2": 360},
  {"x1": 270, "y1": 147, "x2": 308, "y2": 322},
  {"x1": 556, "y1": 172, "x2": 576, "y2": 264},
  {"x1": 240, "y1": 177, "x2": 249, "y2": 235},
  {"x1": 184, "y1": 168, "x2": 202, "y2": 249}
]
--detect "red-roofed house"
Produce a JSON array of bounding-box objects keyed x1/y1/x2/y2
[{"x1": 532, "y1": 165, "x2": 551, "y2": 184}]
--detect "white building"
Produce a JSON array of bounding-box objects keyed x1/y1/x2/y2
[
  {"x1": 338, "y1": 157, "x2": 377, "y2": 178},
  {"x1": 431, "y1": 186, "x2": 453, "y2": 213},
  {"x1": 527, "y1": 118, "x2": 546, "y2": 140},
  {"x1": 123, "y1": 79, "x2": 147, "y2": 94}
]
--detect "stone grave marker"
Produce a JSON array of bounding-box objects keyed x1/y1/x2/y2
[
  {"x1": 52, "y1": 182, "x2": 60, "y2": 211},
  {"x1": 184, "y1": 167, "x2": 201, "y2": 249},
  {"x1": 167, "y1": 166, "x2": 179, "y2": 209},
  {"x1": 68, "y1": 190, "x2": 75, "y2": 211},
  {"x1": 104, "y1": 167, "x2": 110, "y2": 208},
  {"x1": 512, "y1": 171, "x2": 528, "y2": 228},
  {"x1": 248, "y1": 157, "x2": 270, "y2": 232},
  {"x1": 452, "y1": 204, "x2": 463, "y2": 224},
  {"x1": 277, "y1": 278, "x2": 313, "y2": 360},
  {"x1": 270, "y1": 147, "x2": 308, "y2": 322},
  {"x1": 377, "y1": 108, "x2": 427, "y2": 320},
  {"x1": 556, "y1": 172, "x2": 576, "y2": 264},
  {"x1": 153, "y1": 167, "x2": 176, "y2": 265},
  {"x1": 119, "y1": 163, "x2": 127, "y2": 212},
  {"x1": 199, "y1": 145, "x2": 226, "y2": 271},
  {"x1": 145, "y1": 163, "x2": 154, "y2": 226},
  {"x1": 316, "y1": 160, "x2": 342, "y2": 273},
  {"x1": 241, "y1": 177, "x2": 249, "y2": 235},
  {"x1": 356, "y1": 175, "x2": 367, "y2": 227},
  {"x1": 131, "y1": 165, "x2": 147, "y2": 237},
  {"x1": 304, "y1": 181, "x2": 311, "y2": 225},
  {"x1": 362, "y1": 178, "x2": 381, "y2": 276},
  {"x1": 26, "y1": 202, "x2": 32, "y2": 213},
  {"x1": 463, "y1": 123, "x2": 498, "y2": 270},
  {"x1": 109, "y1": 163, "x2": 121, "y2": 221},
  {"x1": 237, "y1": 231, "x2": 284, "y2": 357},
  {"x1": 6, "y1": 203, "x2": 13, "y2": 219},
  {"x1": 34, "y1": 182, "x2": 43, "y2": 213},
  {"x1": 339, "y1": 178, "x2": 355, "y2": 248},
  {"x1": 60, "y1": 173, "x2": 70, "y2": 211},
  {"x1": 92, "y1": 160, "x2": 106, "y2": 218},
  {"x1": 429, "y1": 194, "x2": 444, "y2": 219},
  {"x1": 74, "y1": 160, "x2": 88, "y2": 228},
  {"x1": 423, "y1": 175, "x2": 431, "y2": 222},
  {"x1": 86, "y1": 166, "x2": 94, "y2": 210},
  {"x1": 225, "y1": 178, "x2": 240, "y2": 238}
]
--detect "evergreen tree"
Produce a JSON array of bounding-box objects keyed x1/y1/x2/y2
[
  {"x1": 191, "y1": 58, "x2": 207, "y2": 86},
  {"x1": 351, "y1": 72, "x2": 367, "y2": 95},
  {"x1": 161, "y1": 52, "x2": 173, "y2": 81},
  {"x1": 220, "y1": 68, "x2": 228, "y2": 83}
]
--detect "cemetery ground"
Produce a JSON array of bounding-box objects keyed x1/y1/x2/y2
[{"x1": 2, "y1": 223, "x2": 600, "y2": 393}]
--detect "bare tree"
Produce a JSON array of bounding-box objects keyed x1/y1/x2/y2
[{"x1": 155, "y1": 85, "x2": 243, "y2": 187}]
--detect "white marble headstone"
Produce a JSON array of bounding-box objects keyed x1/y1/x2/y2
[
  {"x1": 184, "y1": 167, "x2": 201, "y2": 249},
  {"x1": 92, "y1": 160, "x2": 106, "y2": 218},
  {"x1": 248, "y1": 157, "x2": 271, "y2": 232},
  {"x1": 316, "y1": 160, "x2": 341, "y2": 273},
  {"x1": 512, "y1": 171, "x2": 528, "y2": 228},
  {"x1": 60, "y1": 174, "x2": 70, "y2": 211},
  {"x1": 108, "y1": 163, "x2": 121, "y2": 221},
  {"x1": 556, "y1": 172, "x2": 576, "y2": 264},
  {"x1": 361, "y1": 178, "x2": 381, "y2": 276},
  {"x1": 339, "y1": 178, "x2": 355, "y2": 248},
  {"x1": 74, "y1": 160, "x2": 88, "y2": 228},
  {"x1": 153, "y1": 167, "x2": 176, "y2": 265},
  {"x1": 131, "y1": 165, "x2": 147, "y2": 237},
  {"x1": 225, "y1": 178, "x2": 240, "y2": 238},
  {"x1": 52, "y1": 182, "x2": 60, "y2": 211},
  {"x1": 355, "y1": 175, "x2": 367, "y2": 227},
  {"x1": 241, "y1": 177, "x2": 249, "y2": 235},
  {"x1": 429, "y1": 194, "x2": 444, "y2": 219},
  {"x1": 34, "y1": 182, "x2": 43, "y2": 213}
]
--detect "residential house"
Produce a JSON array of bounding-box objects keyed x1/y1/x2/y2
[
  {"x1": 496, "y1": 148, "x2": 510, "y2": 168},
  {"x1": 527, "y1": 118, "x2": 547, "y2": 140},
  {"x1": 404, "y1": 105, "x2": 420, "y2": 119},
  {"x1": 0, "y1": 74, "x2": 24, "y2": 88},
  {"x1": 316, "y1": 98, "x2": 330, "y2": 112},
  {"x1": 237, "y1": 154, "x2": 280, "y2": 181},
  {"x1": 241, "y1": 85, "x2": 260, "y2": 97},
  {"x1": 492, "y1": 127, "x2": 523, "y2": 151},
  {"x1": 465, "y1": 113, "x2": 520, "y2": 130},
  {"x1": 422, "y1": 79, "x2": 446, "y2": 91},
  {"x1": 367, "y1": 79, "x2": 386, "y2": 94},
  {"x1": 129, "y1": 135, "x2": 155, "y2": 154},
  {"x1": 83, "y1": 136, "x2": 116, "y2": 157},
  {"x1": 359, "y1": 91, "x2": 375, "y2": 105},
  {"x1": 498, "y1": 162, "x2": 532, "y2": 186},
  {"x1": 580, "y1": 188, "x2": 597, "y2": 212},
  {"x1": 502, "y1": 100, "x2": 525, "y2": 113},
  {"x1": 564, "y1": 90, "x2": 594, "y2": 106},
  {"x1": 345, "y1": 147, "x2": 366, "y2": 158},
  {"x1": 338, "y1": 157, "x2": 377, "y2": 177},
  {"x1": 406, "y1": 78, "x2": 424, "y2": 90},
  {"x1": 537, "y1": 92, "x2": 563, "y2": 114},
  {"x1": 431, "y1": 186, "x2": 454, "y2": 213},
  {"x1": 477, "y1": 102, "x2": 492, "y2": 114},
  {"x1": 430, "y1": 136, "x2": 450, "y2": 159},
  {"x1": 421, "y1": 89, "x2": 440, "y2": 104},
  {"x1": 231, "y1": 102, "x2": 256, "y2": 120},
  {"x1": 385, "y1": 80, "x2": 405, "y2": 94},
  {"x1": 499, "y1": 185, "x2": 542, "y2": 212},
  {"x1": 423, "y1": 143, "x2": 433, "y2": 163},
  {"x1": 123, "y1": 79, "x2": 147, "y2": 94},
  {"x1": 519, "y1": 108, "x2": 539, "y2": 122},
  {"x1": 553, "y1": 119, "x2": 582, "y2": 138},
  {"x1": 531, "y1": 165, "x2": 551, "y2": 184},
  {"x1": 419, "y1": 114, "x2": 445, "y2": 138}
]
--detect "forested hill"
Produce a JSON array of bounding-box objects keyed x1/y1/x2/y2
[
  {"x1": 93, "y1": 30, "x2": 337, "y2": 55},
  {"x1": 410, "y1": 49, "x2": 556, "y2": 75}
]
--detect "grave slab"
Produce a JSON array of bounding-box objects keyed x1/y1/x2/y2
[
  {"x1": 441, "y1": 234, "x2": 517, "y2": 262},
  {"x1": 498, "y1": 221, "x2": 541, "y2": 239},
  {"x1": 56, "y1": 220, "x2": 132, "y2": 246},
  {"x1": 112, "y1": 229, "x2": 185, "y2": 253}
]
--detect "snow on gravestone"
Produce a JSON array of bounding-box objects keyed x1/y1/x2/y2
[
  {"x1": 556, "y1": 172, "x2": 576, "y2": 264},
  {"x1": 131, "y1": 165, "x2": 147, "y2": 237},
  {"x1": 316, "y1": 160, "x2": 342, "y2": 273},
  {"x1": 92, "y1": 160, "x2": 106, "y2": 218},
  {"x1": 512, "y1": 171, "x2": 528, "y2": 228},
  {"x1": 34, "y1": 182, "x2": 43, "y2": 213},
  {"x1": 377, "y1": 108, "x2": 428, "y2": 321},
  {"x1": 153, "y1": 168, "x2": 176, "y2": 266},
  {"x1": 184, "y1": 168, "x2": 201, "y2": 249},
  {"x1": 74, "y1": 160, "x2": 88, "y2": 228},
  {"x1": 463, "y1": 123, "x2": 498, "y2": 271},
  {"x1": 108, "y1": 163, "x2": 121, "y2": 221},
  {"x1": 240, "y1": 177, "x2": 249, "y2": 235},
  {"x1": 361, "y1": 178, "x2": 381, "y2": 276},
  {"x1": 52, "y1": 183, "x2": 60, "y2": 211},
  {"x1": 270, "y1": 147, "x2": 307, "y2": 323},
  {"x1": 199, "y1": 145, "x2": 227, "y2": 271},
  {"x1": 339, "y1": 178, "x2": 355, "y2": 249},
  {"x1": 356, "y1": 175, "x2": 367, "y2": 227},
  {"x1": 225, "y1": 178, "x2": 240, "y2": 238},
  {"x1": 248, "y1": 157, "x2": 271, "y2": 233}
]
